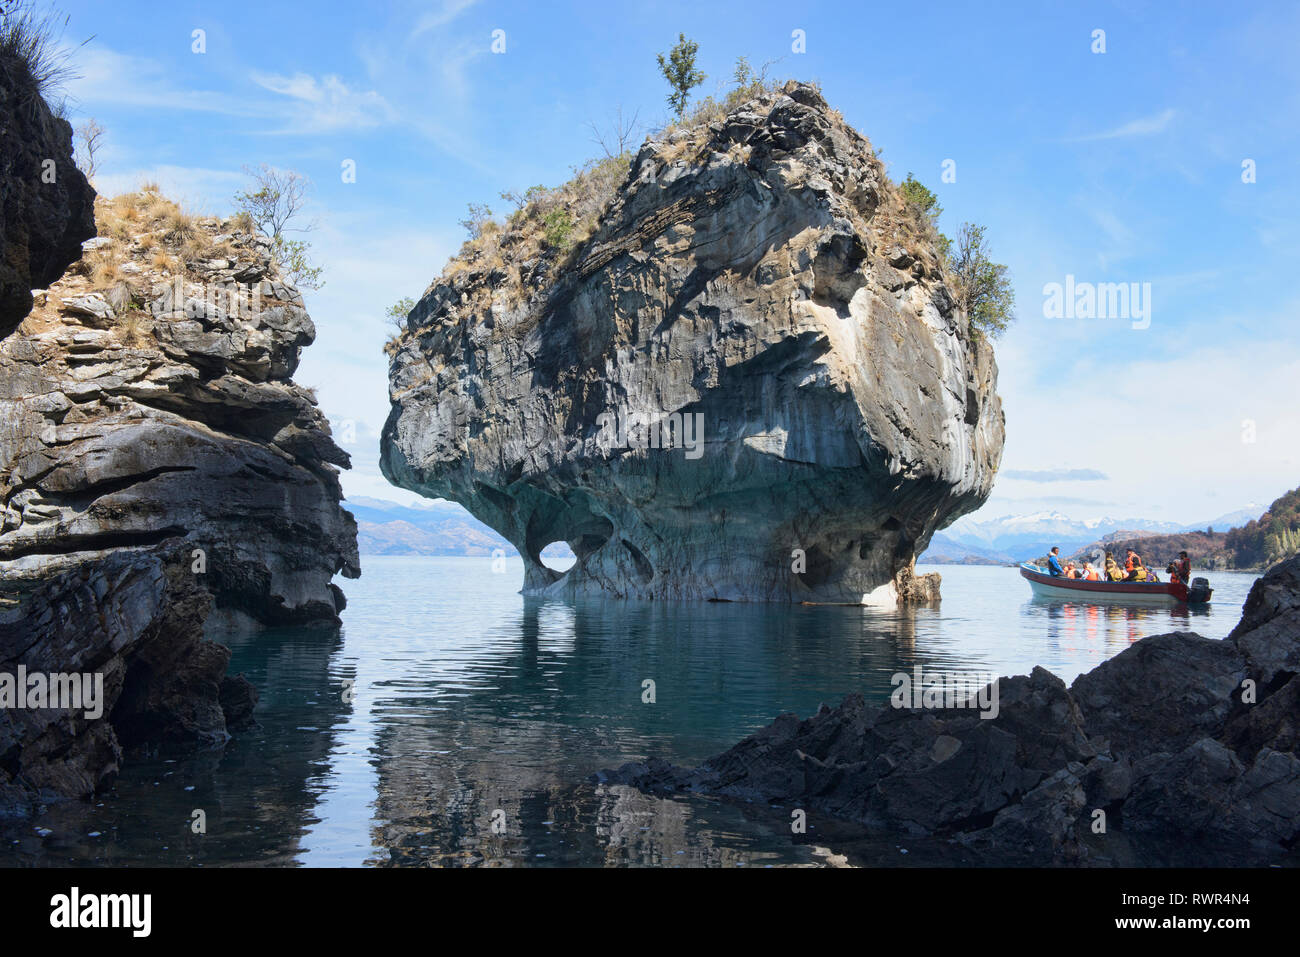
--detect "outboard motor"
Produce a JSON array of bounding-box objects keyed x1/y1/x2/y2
[{"x1": 1187, "y1": 576, "x2": 1213, "y2": 604}]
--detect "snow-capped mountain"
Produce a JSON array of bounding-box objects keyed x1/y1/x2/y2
[
  {"x1": 1178, "y1": 505, "x2": 1265, "y2": 533},
  {"x1": 933, "y1": 504, "x2": 1267, "y2": 562},
  {"x1": 940, "y1": 511, "x2": 1187, "y2": 561}
]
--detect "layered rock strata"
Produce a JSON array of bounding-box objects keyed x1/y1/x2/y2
[
  {"x1": 0, "y1": 191, "x2": 359, "y2": 625},
  {"x1": 383, "y1": 82, "x2": 1002, "y2": 604}
]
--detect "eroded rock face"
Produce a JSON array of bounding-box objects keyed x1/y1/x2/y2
[
  {"x1": 0, "y1": 197, "x2": 359, "y2": 625},
  {"x1": 0, "y1": 544, "x2": 257, "y2": 817},
  {"x1": 0, "y1": 60, "x2": 96, "y2": 337},
  {"x1": 602, "y1": 555, "x2": 1300, "y2": 865},
  {"x1": 383, "y1": 82, "x2": 1003, "y2": 603}
]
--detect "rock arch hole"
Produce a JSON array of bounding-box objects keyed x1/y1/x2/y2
[{"x1": 524, "y1": 499, "x2": 613, "y2": 575}]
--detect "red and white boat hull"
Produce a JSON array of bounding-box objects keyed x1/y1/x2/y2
[{"x1": 1019, "y1": 563, "x2": 1209, "y2": 605}]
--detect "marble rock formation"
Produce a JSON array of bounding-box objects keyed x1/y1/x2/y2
[
  {"x1": 0, "y1": 193, "x2": 359, "y2": 626},
  {"x1": 382, "y1": 81, "x2": 1003, "y2": 604}
]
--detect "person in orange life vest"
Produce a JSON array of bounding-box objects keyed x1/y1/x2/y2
[
  {"x1": 1082, "y1": 562, "x2": 1101, "y2": 581},
  {"x1": 1064, "y1": 561, "x2": 1079, "y2": 579},
  {"x1": 1124, "y1": 548, "x2": 1147, "y2": 581},
  {"x1": 1174, "y1": 551, "x2": 1191, "y2": 585}
]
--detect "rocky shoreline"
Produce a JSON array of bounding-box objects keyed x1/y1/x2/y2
[
  {"x1": 0, "y1": 184, "x2": 357, "y2": 815},
  {"x1": 600, "y1": 555, "x2": 1300, "y2": 866}
]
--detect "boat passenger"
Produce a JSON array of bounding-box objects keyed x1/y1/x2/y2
[
  {"x1": 1047, "y1": 547, "x2": 1064, "y2": 577},
  {"x1": 1174, "y1": 551, "x2": 1191, "y2": 585},
  {"x1": 1124, "y1": 548, "x2": 1146, "y2": 581},
  {"x1": 1104, "y1": 552, "x2": 1124, "y2": 581},
  {"x1": 1082, "y1": 562, "x2": 1101, "y2": 581},
  {"x1": 1123, "y1": 548, "x2": 1144, "y2": 579}
]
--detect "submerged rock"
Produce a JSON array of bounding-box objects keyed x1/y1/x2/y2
[
  {"x1": 0, "y1": 49, "x2": 96, "y2": 337},
  {"x1": 601, "y1": 555, "x2": 1300, "y2": 865},
  {"x1": 0, "y1": 545, "x2": 249, "y2": 817},
  {"x1": 383, "y1": 81, "x2": 1003, "y2": 604},
  {"x1": 0, "y1": 192, "x2": 359, "y2": 625}
]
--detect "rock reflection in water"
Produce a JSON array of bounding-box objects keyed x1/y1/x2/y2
[
  {"x1": 366, "y1": 596, "x2": 925, "y2": 866},
  {"x1": 0, "y1": 624, "x2": 354, "y2": 866},
  {"x1": 1, "y1": 560, "x2": 1261, "y2": 867}
]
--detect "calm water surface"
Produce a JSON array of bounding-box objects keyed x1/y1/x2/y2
[{"x1": 1, "y1": 559, "x2": 1261, "y2": 867}]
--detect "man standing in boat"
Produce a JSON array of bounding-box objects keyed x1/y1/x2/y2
[
  {"x1": 1174, "y1": 551, "x2": 1192, "y2": 584},
  {"x1": 1047, "y1": 547, "x2": 1065, "y2": 576}
]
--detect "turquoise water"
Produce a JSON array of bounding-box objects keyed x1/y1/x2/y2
[{"x1": 0, "y1": 559, "x2": 1261, "y2": 867}]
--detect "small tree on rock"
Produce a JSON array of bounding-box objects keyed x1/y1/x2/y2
[
  {"x1": 657, "y1": 33, "x2": 705, "y2": 119},
  {"x1": 234, "y1": 164, "x2": 323, "y2": 290},
  {"x1": 74, "y1": 117, "x2": 104, "y2": 181},
  {"x1": 385, "y1": 296, "x2": 415, "y2": 332},
  {"x1": 951, "y1": 222, "x2": 1015, "y2": 339}
]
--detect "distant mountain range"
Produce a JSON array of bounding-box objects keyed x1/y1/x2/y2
[
  {"x1": 345, "y1": 496, "x2": 573, "y2": 559},
  {"x1": 919, "y1": 505, "x2": 1265, "y2": 565},
  {"x1": 347, "y1": 495, "x2": 1267, "y2": 569}
]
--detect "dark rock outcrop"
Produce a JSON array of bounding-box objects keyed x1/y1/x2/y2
[
  {"x1": 0, "y1": 189, "x2": 356, "y2": 813},
  {"x1": 0, "y1": 46, "x2": 96, "y2": 337},
  {"x1": 0, "y1": 544, "x2": 256, "y2": 817},
  {"x1": 602, "y1": 555, "x2": 1300, "y2": 865},
  {"x1": 383, "y1": 81, "x2": 1003, "y2": 605},
  {"x1": 0, "y1": 191, "x2": 359, "y2": 626}
]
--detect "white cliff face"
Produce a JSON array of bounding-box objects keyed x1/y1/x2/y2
[
  {"x1": 0, "y1": 196, "x2": 359, "y2": 625},
  {"x1": 383, "y1": 82, "x2": 1004, "y2": 603}
]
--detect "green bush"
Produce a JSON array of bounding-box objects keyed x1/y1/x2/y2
[{"x1": 542, "y1": 208, "x2": 574, "y2": 250}]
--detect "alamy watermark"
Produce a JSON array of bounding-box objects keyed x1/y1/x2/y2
[
  {"x1": 1042, "y1": 275, "x2": 1152, "y2": 330},
  {"x1": 1, "y1": 667, "x2": 104, "y2": 719},
  {"x1": 890, "y1": 665, "x2": 1000, "y2": 719},
  {"x1": 49, "y1": 887, "x2": 150, "y2": 937},
  {"x1": 152, "y1": 276, "x2": 265, "y2": 321},
  {"x1": 596, "y1": 410, "x2": 704, "y2": 459}
]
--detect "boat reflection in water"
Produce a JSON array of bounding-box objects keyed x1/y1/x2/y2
[{"x1": 1026, "y1": 594, "x2": 1212, "y2": 671}]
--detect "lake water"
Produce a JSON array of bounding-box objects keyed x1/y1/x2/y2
[{"x1": 0, "y1": 559, "x2": 1262, "y2": 867}]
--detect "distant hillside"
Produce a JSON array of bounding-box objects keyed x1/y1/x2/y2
[
  {"x1": 347, "y1": 497, "x2": 573, "y2": 559},
  {"x1": 1069, "y1": 530, "x2": 1230, "y2": 570},
  {"x1": 1065, "y1": 486, "x2": 1300, "y2": 571},
  {"x1": 918, "y1": 533, "x2": 1010, "y2": 565},
  {"x1": 355, "y1": 519, "x2": 505, "y2": 556},
  {"x1": 1223, "y1": 485, "x2": 1300, "y2": 568}
]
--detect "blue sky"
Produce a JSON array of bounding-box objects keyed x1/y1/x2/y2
[{"x1": 51, "y1": 0, "x2": 1300, "y2": 525}]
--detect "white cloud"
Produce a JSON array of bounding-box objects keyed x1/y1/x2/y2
[
  {"x1": 65, "y1": 46, "x2": 260, "y2": 116},
  {"x1": 412, "y1": 0, "x2": 480, "y2": 36},
  {"x1": 994, "y1": 332, "x2": 1300, "y2": 523},
  {"x1": 1068, "y1": 108, "x2": 1177, "y2": 142},
  {"x1": 64, "y1": 44, "x2": 395, "y2": 136},
  {"x1": 250, "y1": 71, "x2": 396, "y2": 134}
]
